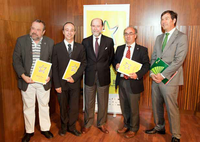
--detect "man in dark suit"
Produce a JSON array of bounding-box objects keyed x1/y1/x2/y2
[
  {"x1": 145, "y1": 10, "x2": 188, "y2": 142},
  {"x1": 82, "y1": 18, "x2": 114, "y2": 134},
  {"x1": 113, "y1": 26, "x2": 150, "y2": 138},
  {"x1": 13, "y1": 19, "x2": 54, "y2": 142},
  {"x1": 52, "y1": 22, "x2": 86, "y2": 137}
]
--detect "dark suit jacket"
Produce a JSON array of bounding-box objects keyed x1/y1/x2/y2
[
  {"x1": 52, "y1": 41, "x2": 87, "y2": 90},
  {"x1": 13, "y1": 34, "x2": 54, "y2": 91},
  {"x1": 82, "y1": 34, "x2": 114, "y2": 86},
  {"x1": 113, "y1": 44, "x2": 150, "y2": 94}
]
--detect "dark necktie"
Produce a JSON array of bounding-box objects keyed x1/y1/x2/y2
[
  {"x1": 68, "y1": 44, "x2": 72, "y2": 57},
  {"x1": 95, "y1": 38, "x2": 99, "y2": 57},
  {"x1": 124, "y1": 46, "x2": 131, "y2": 79},
  {"x1": 162, "y1": 33, "x2": 169, "y2": 52}
]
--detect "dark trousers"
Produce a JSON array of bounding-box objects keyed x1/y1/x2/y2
[
  {"x1": 57, "y1": 87, "x2": 80, "y2": 131},
  {"x1": 84, "y1": 72, "x2": 109, "y2": 128},
  {"x1": 119, "y1": 78, "x2": 140, "y2": 132}
]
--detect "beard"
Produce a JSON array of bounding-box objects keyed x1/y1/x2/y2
[
  {"x1": 30, "y1": 33, "x2": 40, "y2": 41},
  {"x1": 92, "y1": 31, "x2": 102, "y2": 37}
]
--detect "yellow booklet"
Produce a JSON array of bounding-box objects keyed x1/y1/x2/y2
[
  {"x1": 31, "y1": 59, "x2": 52, "y2": 84},
  {"x1": 118, "y1": 57, "x2": 142, "y2": 76},
  {"x1": 62, "y1": 59, "x2": 81, "y2": 81}
]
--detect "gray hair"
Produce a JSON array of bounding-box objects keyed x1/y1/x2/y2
[{"x1": 123, "y1": 26, "x2": 138, "y2": 35}]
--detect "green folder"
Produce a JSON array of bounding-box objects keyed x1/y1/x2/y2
[{"x1": 150, "y1": 58, "x2": 177, "y2": 84}]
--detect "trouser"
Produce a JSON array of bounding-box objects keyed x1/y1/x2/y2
[
  {"x1": 152, "y1": 82, "x2": 180, "y2": 139},
  {"x1": 119, "y1": 78, "x2": 140, "y2": 132},
  {"x1": 21, "y1": 83, "x2": 51, "y2": 133},
  {"x1": 84, "y1": 72, "x2": 109, "y2": 128},
  {"x1": 57, "y1": 88, "x2": 80, "y2": 131}
]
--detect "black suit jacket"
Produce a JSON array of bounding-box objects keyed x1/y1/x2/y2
[
  {"x1": 13, "y1": 34, "x2": 54, "y2": 91},
  {"x1": 82, "y1": 35, "x2": 114, "y2": 86},
  {"x1": 113, "y1": 44, "x2": 150, "y2": 94},
  {"x1": 52, "y1": 41, "x2": 87, "y2": 90}
]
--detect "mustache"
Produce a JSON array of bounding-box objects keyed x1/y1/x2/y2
[{"x1": 31, "y1": 33, "x2": 38, "y2": 36}]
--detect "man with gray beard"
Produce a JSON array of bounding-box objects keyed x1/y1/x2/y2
[{"x1": 13, "y1": 19, "x2": 54, "y2": 142}]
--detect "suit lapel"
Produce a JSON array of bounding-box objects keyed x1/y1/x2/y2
[
  {"x1": 162, "y1": 29, "x2": 178, "y2": 54},
  {"x1": 88, "y1": 36, "x2": 96, "y2": 60},
  {"x1": 26, "y1": 35, "x2": 32, "y2": 72},
  {"x1": 132, "y1": 44, "x2": 140, "y2": 61},
  {"x1": 71, "y1": 42, "x2": 78, "y2": 59},
  {"x1": 40, "y1": 37, "x2": 46, "y2": 60},
  {"x1": 97, "y1": 35, "x2": 106, "y2": 59},
  {"x1": 157, "y1": 34, "x2": 164, "y2": 57},
  {"x1": 119, "y1": 45, "x2": 126, "y2": 61},
  {"x1": 61, "y1": 41, "x2": 70, "y2": 58}
]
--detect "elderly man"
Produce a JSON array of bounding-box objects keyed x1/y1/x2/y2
[
  {"x1": 113, "y1": 26, "x2": 150, "y2": 138},
  {"x1": 13, "y1": 19, "x2": 54, "y2": 142},
  {"x1": 82, "y1": 18, "x2": 114, "y2": 134}
]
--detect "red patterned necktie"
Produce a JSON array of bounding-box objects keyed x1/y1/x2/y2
[
  {"x1": 95, "y1": 38, "x2": 99, "y2": 57},
  {"x1": 124, "y1": 46, "x2": 131, "y2": 79}
]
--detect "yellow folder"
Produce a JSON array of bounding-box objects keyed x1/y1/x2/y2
[
  {"x1": 62, "y1": 59, "x2": 81, "y2": 81},
  {"x1": 31, "y1": 60, "x2": 52, "y2": 84},
  {"x1": 118, "y1": 57, "x2": 142, "y2": 76}
]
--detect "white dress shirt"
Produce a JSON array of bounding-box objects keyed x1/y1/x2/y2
[
  {"x1": 64, "y1": 39, "x2": 74, "y2": 52},
  {"x1": 120, "y1": 42, "x2": 136, "y2": 77}
]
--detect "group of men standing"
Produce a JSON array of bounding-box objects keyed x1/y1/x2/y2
[{"x1": 13, "y1": 10, "x2": 188, "y2": 142}]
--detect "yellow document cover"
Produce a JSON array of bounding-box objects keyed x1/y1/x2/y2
[
  {"x1": 31, "y1": 60, "x2": 52, "y2": 84},
  {"x1": 118, "y1": 57, "x2": 142, "y2": 76},
  {"x1": 62, "y1": 59, "x2": 81, "y2": 81}
]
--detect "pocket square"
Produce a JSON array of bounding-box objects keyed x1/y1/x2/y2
[{"x1": 105, "y1": 47, "x2": 108, "y2": 50}]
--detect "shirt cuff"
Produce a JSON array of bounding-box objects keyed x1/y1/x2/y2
[
  {"x1": 161, "y1": 73, "x2": 165, "y2": 79},
  {"x1": 150, "y1": 73, "x2": 154, "y2": 77}
]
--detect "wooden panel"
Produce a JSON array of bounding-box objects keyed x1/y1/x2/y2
[{"x1": 0, "y1": 0, "x2": 199, "y2": 141}]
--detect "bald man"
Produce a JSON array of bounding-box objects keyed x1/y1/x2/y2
[
  {"x1": 82, "y1": 18, "x2": 114, "y2": 134},
  {"x1": 113, "y1": 26, "x2": 150, "y2": 138}
]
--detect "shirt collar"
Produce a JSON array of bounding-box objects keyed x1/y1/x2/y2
[
  {"x1": 126, "y1": 42, "x2": 136, "y2": 49},
  {"x1": 30, "y1": 37, "x2": 43, "y2": 45},
  {"x1": 165, "y1": 27, "x2": 176, "y2": 35},
  {"x1": 93, "y1": 34, "x2": 102, "y2": 40},
  {"x1": 64, "y1": 39, "x2": 74, "y2": 46}
]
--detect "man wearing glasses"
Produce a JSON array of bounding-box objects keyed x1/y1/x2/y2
[{"x1": 113, "y1": 26, "x2": 150, "y2": 138}]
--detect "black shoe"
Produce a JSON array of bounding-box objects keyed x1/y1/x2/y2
[
  {"x1": 145, "y1": 128, "x2": 165, "y2": 134},
  {"x1": 22, "y1": 133, "x2": 34, "y2": 142},
  {"x1": 172, "y1": 137, "x2": 180, "y2": 142},
  {"x1": 41, "y1": 131, "x2": 54, "y2": 139},
  {"x1": 59, "y1": 129, "x2": 67, "y2": 136},
  {"x1": 69, "y1": 129, "x2": 81, "y2": 136}
]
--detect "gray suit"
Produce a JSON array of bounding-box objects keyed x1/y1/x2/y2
[
  {"x1": 13, "y1": 34, "x2": 54, "y2": 91},
  {"x1": 151, "y1": 29, "x2": 188, "y2": 139}
]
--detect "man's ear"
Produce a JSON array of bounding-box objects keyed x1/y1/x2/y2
[{"x1": 42, "y1": 30, "x2": 46, "y2": 35}]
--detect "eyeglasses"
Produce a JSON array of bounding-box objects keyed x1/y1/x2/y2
[{"x1": 124, "y1": 32, "x2": 136, "y2": 36}]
